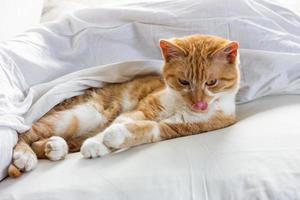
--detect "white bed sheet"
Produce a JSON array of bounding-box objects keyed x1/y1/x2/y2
[{"x1": 1, "y1": 94, "x2": 300, "y2": 200}]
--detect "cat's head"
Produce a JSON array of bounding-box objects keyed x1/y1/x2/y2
[{"x1": 160, "y1": 34, "x2": 240, "y2": 113}]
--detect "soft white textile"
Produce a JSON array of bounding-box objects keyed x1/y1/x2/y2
[
  {"x1": 1, "y1": 95, "x2": 300, "y2": 200},
  {"x1": 42, "y1": 0, "x2": 86, "y2": 22},
  {"x1": 0, "y1": 0, "x2": 300, "y2": 187},
  {"x1": 0, "y1": 51, "x2": 26, "y2": 181},
  {"x1": 0, "y1": 129, "x2": 17, "y2": 184},
  {"x1": 1, "y1": 0, "x2": 300, "y2": 97},
  {"x1": 0, "y1": 0, "x2": 43, "y2": 41}
]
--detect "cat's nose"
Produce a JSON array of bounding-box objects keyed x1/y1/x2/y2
[{"x1": 192, "y1": 101, "x2": 208, "y2": 111}]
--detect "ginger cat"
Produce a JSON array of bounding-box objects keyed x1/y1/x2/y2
[{"x1": 8, "y1": 34, "x2": 240, "y2": 178}]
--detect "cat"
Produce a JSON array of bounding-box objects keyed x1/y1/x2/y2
[{"x1": 8, "y1": 34, "x2": 240, "y2": 178}]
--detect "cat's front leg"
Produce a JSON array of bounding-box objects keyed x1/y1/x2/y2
[
  {"x1": 102, "y1": 113, "x2": 237, "y2": 150},
  {"x1": 102, "y1": 121, "x2": 161, "y2": 149},
  {"x1": 80, "y1": 133, "x2": 112, "y2": 159},
  {"x1": 80, "y1": 111, "x2": 155, "y2": 158},
  {"x1": 31, "y1": 136, "x2": 69, "y2": 161}
]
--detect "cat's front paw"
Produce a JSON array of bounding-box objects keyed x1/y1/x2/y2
[
  {"x1": 103, "y1": 124, "x2": 132, "y2": 149},
  {"x1": 45, "y1": 136, "x2": 68, "y2": 161},
  {"x1": 12, "y1": 149, "x2": 38, "y2": 172},
  {"x1": 80, "y1": 138, "x2": 111, "y2": 159}
]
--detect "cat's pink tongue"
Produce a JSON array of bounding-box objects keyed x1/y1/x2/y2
[{"x1": 192, "y1": 101, "x2": 208, "y2": 111}]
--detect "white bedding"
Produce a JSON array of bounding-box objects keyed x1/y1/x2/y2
[
  {"x1": 0, "y1": 0, "x2": 43, "y2": 181},
  {"x1": 1, "y1": 95, "x2": 300, "y2": 199},
  {"x1": 0, "y1": 0, "x2": 300, "y2": 196},
  {"x1": 0, "y1": 0, "x2": 43, "y2": 41}
]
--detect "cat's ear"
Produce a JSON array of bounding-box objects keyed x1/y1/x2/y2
[
  {"x1": 159, "y1": 40, "x2": 186, "y2": 62},
  {"x1": 214, "y1": 41, "x2": 239, "y2": 64}
]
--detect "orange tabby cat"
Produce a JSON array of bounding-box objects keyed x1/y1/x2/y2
[{"x1": 8, "y1": 34, "x2": 240, "y2": 178}]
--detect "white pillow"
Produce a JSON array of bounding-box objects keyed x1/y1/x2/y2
[{"x1": 0, "y1": 0, "x2": 44, "y2": 41}]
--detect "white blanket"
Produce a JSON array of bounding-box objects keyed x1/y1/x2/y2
[{"x1": 0, "y1": 0, "x2": 300, "y2": 181}]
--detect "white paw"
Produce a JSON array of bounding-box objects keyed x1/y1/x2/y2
[
  {"x1": 80, "y1": 138, "x2": 111, "y2": 159},
  {"x1": 13, "y1": 149, "x2": 38, "y2": 172},
  {"x1": 103, "y1": 124, "x2": 132, "y2": 149},
  {"x1": 45, "y1": 136, "x2": 68, "y2": 161}
]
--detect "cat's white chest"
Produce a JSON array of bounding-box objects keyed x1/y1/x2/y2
[
  {"x1": 158, "y1": 89, "x2": 216, "y2": 124},
  {"x1": 161, "y1": 105, "x2": 216, "y2": 124},
  {"x1": 158, "y1": 87, "x2": 236, "y2": 124}
]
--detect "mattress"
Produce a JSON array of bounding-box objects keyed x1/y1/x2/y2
[{"x1": 1, "y1": 94, "x2": 300, "y2": 200}]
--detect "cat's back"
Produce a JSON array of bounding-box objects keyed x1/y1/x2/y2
[
  {"x1": 55, "y1": 74, "x2": 164, "y2": 112},
  {"x1": 96, "y1": 74, "x2": 165, "y2": 111},
  {"x1": 117, "y1": 74, "x2": 165, "y2": 98}
]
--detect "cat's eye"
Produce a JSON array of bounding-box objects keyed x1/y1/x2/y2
[
  {"x1": 178, "y1": 79, "x2": 190, "y2": 86},
  {"x1": 206, "y1": 79, "x2": 218, "y2": 87}
]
